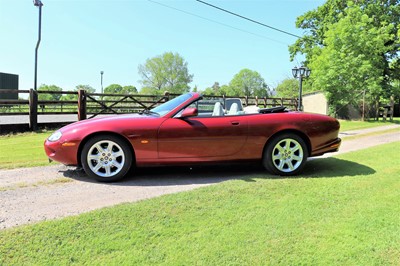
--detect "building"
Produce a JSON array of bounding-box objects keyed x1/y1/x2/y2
[
  {"x1": 303, "y1": 91, "x2": 328, "y2": 115},
  {"x1": 0, "y1": 72, "x2": 19, "y2": 100}
]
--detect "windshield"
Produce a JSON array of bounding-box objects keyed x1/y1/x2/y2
[{"x1": 150, "y1": 93, "x2": 193, "y2": 116}]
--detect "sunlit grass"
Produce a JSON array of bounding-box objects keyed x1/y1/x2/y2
[
  {"x1": 0, "y1": 132, "x2": 52, "y2": 169},
  {"x1": 1, "y1": 142, "x2": 399, "y2": 265},
  {"x1": 339, "y1": 117, "x2": 399, "y2": 132}
]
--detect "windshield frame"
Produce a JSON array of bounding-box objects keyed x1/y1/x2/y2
[{"x1": 150, "y1": 93, "x2": 198, "y2": 117}]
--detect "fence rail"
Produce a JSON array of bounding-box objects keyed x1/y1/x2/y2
[{"x1": 0, "y1": 89, "x2": 298, "y2": 130}]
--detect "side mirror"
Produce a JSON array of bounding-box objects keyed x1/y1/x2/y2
[{"x1": 180, "y1": 107, "x2": 198, "y2": 118}]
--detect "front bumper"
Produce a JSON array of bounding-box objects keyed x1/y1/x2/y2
[{"x1": 44, "y1": 139, "x2": 80, "y2": 166}]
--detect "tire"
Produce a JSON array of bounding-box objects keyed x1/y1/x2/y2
[
  {"x1": 263, "y1": 133, "x2": 308, "y2": 176},
  {"x1": 81, "y1": 134, "x2": 133, "y2": 182}
]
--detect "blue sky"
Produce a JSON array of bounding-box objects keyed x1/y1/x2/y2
[{"x1": 0, "y1": 0, "x2": 324, "y2": 93}]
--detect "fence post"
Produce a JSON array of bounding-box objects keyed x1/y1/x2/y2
[
  {"x1": 164, "y1": 91, "x2": 170, "y2": 102},
  {"x1": 78, "y1": 89, "x2": 87, "y2": 121},
  {"x1": 29, "y1": 89, "x2": 38, "y2": 131}
]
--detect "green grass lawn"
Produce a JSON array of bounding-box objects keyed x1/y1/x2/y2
[
  {"x1": 339, "y1": 117, "x2": 399, "y2": 132},
  {"x1": 1, "y1": 142, "x2": 399, "y2": 265},
  {"x1": 0, "y1": 131, "x2": 52, "y2": 169}
]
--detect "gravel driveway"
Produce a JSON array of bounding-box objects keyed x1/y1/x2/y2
[{"x1": 1, "y1": 125, "x2": 399, "y2": 229}]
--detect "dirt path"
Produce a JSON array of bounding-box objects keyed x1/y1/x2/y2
[{"x1": 0, "y1": 125, "x2": 399, "y2": 230}]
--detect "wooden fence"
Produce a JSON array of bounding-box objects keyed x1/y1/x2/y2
[{"x1": 0, "y1": 89, "x2": 298, "y2": 130}]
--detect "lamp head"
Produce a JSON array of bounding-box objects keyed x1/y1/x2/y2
[
  {"x1": 305, "y1": 68, "x2": 311, "y2": 77},
  {"x1": 299, "y1": 66, "x2": 306, "y2": 76},
  {"x1": 33, "y1": 0, "x2": 43, "y2": 6},
  {"x1": 292, "y1": 67, "x2": 298, "y2": 78}
]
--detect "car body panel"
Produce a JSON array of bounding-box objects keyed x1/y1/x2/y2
[{"x1": 158, "y1": 115, "x2": 248, "y2": 158}]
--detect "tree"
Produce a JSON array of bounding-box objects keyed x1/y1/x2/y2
[
  {"x1": 305, "y1": 3, "x2": 394, "y2": 114},
  {"x1": 38, "y1": 84, "x2": 62, "y2": 101},
  {"x1": 61, "y1": 85, "x2": 96, "y2": 101},
  {"x1": 201, "y1": 82, "x2": 221, "y2": 96},
  {"x1": 138, "y1": 52, "x2": 193, "y2": 94},
  {"x1": 201, "y1": 87, "x2": 217, "y2": 96},
  {"x1": 122, "y1": 85, "x2": 137, "y2": 94},
  {"x1": 76, "y1": 84, "x2": 96, "y2": 94},
  {"x1": 228, "y1": 69, "x2": 269, "y2": 97},
  {"x1": 104, "y1": 84, "x2": 123, "y2": 95},
  {"x1": 275, "y1": 78, "x2": 301, "y2": 98},
  {"x1": 219, "y1": 85, "x2": 233, "y2": 96},
  {"x1": 289, "y1": 0, "x2": 400, "y2": 111},
  {"x1": 103, "y1": 84, "x2": 137, "y2": 100}
]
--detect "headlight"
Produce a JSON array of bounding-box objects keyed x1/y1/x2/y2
[{"x1": 48, "y1": 131, "x2": 62, "y2": 142}]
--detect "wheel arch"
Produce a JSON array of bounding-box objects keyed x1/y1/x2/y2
[
  {"x1": 77, "y1": 131, "x2": 136, "y2": 167},
  {"x1": 262, "y1": 129, "x2": 311, "y2": 159}
]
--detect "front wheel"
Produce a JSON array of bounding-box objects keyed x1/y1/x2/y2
[
  {"x1": 81, "y1": 135, "x2": 133, "y2": 182},
  {"x1": 263, "y1": 133, "x2": 308, "y2": 176}
]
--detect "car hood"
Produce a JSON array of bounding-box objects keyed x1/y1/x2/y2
[{"x1": 59, "y1": 114, "x2": 159, "y2": 133}]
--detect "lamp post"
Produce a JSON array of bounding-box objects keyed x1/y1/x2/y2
[
  {"x1": 33, "y1": 0, "x2": 43, "y2": 91},
  {"x1": 292, "y1": 66, "x2": 311, "y2": 111},
  {"x1": 100, "y1": 71, "x2": 104, "y2": 94}
]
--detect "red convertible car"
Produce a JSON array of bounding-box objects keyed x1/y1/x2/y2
[{"x1": 44, "y1": 92, "x2": 341, "y2": 182}]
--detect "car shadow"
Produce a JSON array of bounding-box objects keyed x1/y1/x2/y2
[
  {"x1": 301, "y1": 157, "x2": 376, "y2": 178},
  {"x1": 60, "y1": 163, "x2": 262, "y2": 186},
  {"x1": 61, "y1": 157, "x2": 375, "y2": 186}
]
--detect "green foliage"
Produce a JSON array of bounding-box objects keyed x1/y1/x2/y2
[
  {"x1": 201, "y1": 87, "x2": 216, "y2": 96},
  {"x1": 290, "y1": 0, "x2": 400, "y2": 109},
  {"x1": 104, "y1": 84, "x2": 123, "y2": 94},
  {"x1": 275, "y1": 78, "x2": 305, "y2": 98},
  {"x1": 138, "y1": 52, "x2": 193, "y2": 94},
  {"x1": 139, "y1": 86, "x2": 163, "y2": 96},
  {"x1": 122, "y1": 85, "x2": 138, "y2": 94},
  {"x1": 38, "y1": 84, "x2": 62, "y2": 101},
  {"x1": 227, "y1": 69, "x2": 269, "y2": 97},
  {"x1": 1, "y1": 142, "x2": 400, "y2": 264},
  {"x1": 76, "y1": 84, "x2": 96, "y2": 94},
  {"x1": 201, "y1": 82, "x2": 221, "y2": 96},
  {"x1": 61, "y1": 85, "x2": 95, "y2": 101},
  {"x1": 103, "y1": 84, "x2": 138, "y2": 100},
  {"x1": 309, "y1": 3, "x2": 393, "y2": 108}
]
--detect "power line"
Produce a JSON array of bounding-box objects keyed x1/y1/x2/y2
[
  {"x1": 195, "y1": 0, "x2": 302, "y2": 39},
  {"x1": 147, "y1": 0, "x2": 289, "y2": 45}
]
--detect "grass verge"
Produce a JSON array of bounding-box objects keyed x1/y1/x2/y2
[
  {"x1": 341, "y1": 127, "x2": 400, "y2": 141},
  {"x1": 339, "y1": 117, "x2": 399, "y2": 132},
  {"x1": 0, "y1": 177, "x2": 73, "y2": 192},
  {"x1": 1, "y1": 142, "x2": 400, "y2": 265},
  {"x1": 0, "y1": 132, "x2": 52, "y2": 169}
]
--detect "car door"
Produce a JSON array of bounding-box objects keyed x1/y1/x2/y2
[{"x1": 157, "y1": 115, "x2": 248, "y2": 158}]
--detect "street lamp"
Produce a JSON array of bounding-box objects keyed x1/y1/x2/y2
[
  {"x1": 292, "y1": 66, "x2": 311, "y2": 111},
  {"x1": 100, "y1": 71, "x2": 104, "y2": 94},
  {"x1": 33, "y1": 0, "x2": 43, "y2": 91}
]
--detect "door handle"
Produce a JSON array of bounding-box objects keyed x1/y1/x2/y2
[{"x1": 231, "y1": 121, "x2": 240, "y2": 126}]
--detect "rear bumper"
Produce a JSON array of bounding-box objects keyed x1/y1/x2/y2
[{"x1": 311, "y1": 138, "x2": 341, "y2": 157}]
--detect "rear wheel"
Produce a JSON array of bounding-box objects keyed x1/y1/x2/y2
[
  {"x1": 263, "y1": 133, "x2": 308, "y2": 176},
  {"x1": 81, "y1": 135, "x2": 132, "y2": 182}
]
